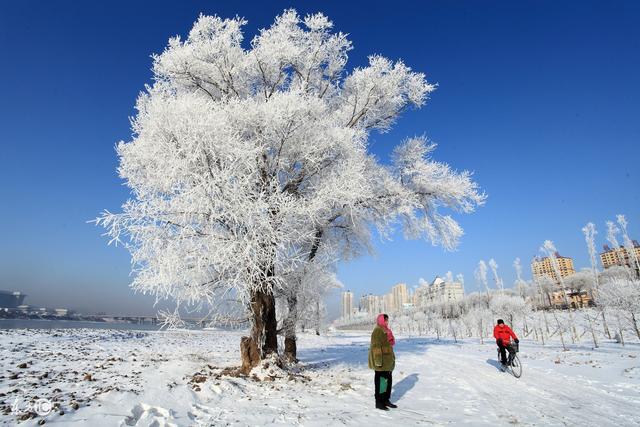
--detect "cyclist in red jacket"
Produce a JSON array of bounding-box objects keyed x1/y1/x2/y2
[{"x1": 493, "y1": 319, "x2": 519, "y2": 366}]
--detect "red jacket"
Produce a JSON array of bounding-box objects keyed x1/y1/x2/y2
[{"x1": 493, "y1": 324, "x2": 518, "y2": 344}]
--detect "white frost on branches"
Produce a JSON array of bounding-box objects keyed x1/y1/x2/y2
[
  {"x1": 606, "y1": 221, "x2": 621, "y2": 250},
  {"x1": 475, "y1": 260, "x2": 489, "y2": 293},
  {"x1": 599, "y1": 278, "x2": 640, "y2": 339},
  {"x1": 488, "y1": 258, "x2": 504, "y2": 293},
  {"x1": 513, "y1": 257, "x2": 527, "y2": 298},
  {"x1": 513, "y1": 257, "x2": 523, "y2": 282},
  {"x1": 94, "y1": 10, "x2": 485, "y2": 331},
  {"x1": 582, "y1": 222, "x2": 600, "y2": 289},
  {"x1": 617, "y1": 215, "x2": 640, "y2": 276},
  {"x1": 444, "y1": 271, "x2": 454, "y2": 283}
]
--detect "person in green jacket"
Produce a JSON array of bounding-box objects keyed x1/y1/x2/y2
[{"x1": 368, "y1": 313, "x2": 397, "y2": 410}]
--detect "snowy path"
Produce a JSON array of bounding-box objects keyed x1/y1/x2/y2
[
  {"x1": 393, "y1": 339, "x2": 640, "y2": 425},
  {"x1": 1, "y1": 329, "x2": 639, "y2": 426},
  {"x1": 299, "y1": 335, "x2": 640, "y2": 426}
]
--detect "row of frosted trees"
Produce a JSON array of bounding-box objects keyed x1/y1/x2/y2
[
  {"x1": 336, "y1": 216, "x2": 640, "y2": 350},
  {"x1": 337, "y1": 280, "x2": 639, "y2": 350}
]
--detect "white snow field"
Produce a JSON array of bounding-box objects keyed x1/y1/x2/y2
[{"x1": 1, "y1": 328, "x2": 639, "y2": 426}]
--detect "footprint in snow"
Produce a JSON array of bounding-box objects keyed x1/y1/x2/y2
[{"x1": 122, "y1": 402, "x2": 177, "y2": 427}]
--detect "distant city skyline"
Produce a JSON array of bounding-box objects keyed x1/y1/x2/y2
[
  {"x1": 1, "y1": 1, "x2": 639, "y2": 319},
  {"x1": 330, "y1": 231, "x2": 639, "y2": 320},
  {"x1": 340, "y1": 276, "x2": 466, "y2": 320}
]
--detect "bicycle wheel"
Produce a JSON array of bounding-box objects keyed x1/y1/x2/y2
[{"x1": 509, "y1": 354, "x2": 522, "y2": 378}]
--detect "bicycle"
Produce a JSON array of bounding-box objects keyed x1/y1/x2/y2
[{"x1": 497, "y1": 342, "x2": 522, "y2": 378}]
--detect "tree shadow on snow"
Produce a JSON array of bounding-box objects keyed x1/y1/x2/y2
[
  {"x1": 391, "y1": 373, "x2": 419, "y2": 401},
  {"x1": 298, "y1": 337, "x2": 463, "y2": 370}
]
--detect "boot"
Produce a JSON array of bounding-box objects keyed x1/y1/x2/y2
[
  {"x1": 385, "y1": 401, "x2": 398, "y2": 408},
  {"x1": 376, "y1": 401, "x2": 389, "y2": 411},
  {"x1": 375, "y1": 395, "x2": 388, "y2": 410}
]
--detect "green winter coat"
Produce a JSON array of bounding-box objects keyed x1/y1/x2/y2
[{"x1": 368, "y1": 325, "x2": 395, "y2": 371}]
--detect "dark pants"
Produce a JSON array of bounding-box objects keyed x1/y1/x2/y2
[
  {"x1": 498, "y1": 342, "x2": 516, "y2": 365},
  {"x1": 374, "y1": 370, "x2": 392, "y2": 404}
]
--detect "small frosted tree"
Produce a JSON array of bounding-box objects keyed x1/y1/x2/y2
[
  {"x1": 606, "y1": 221, "x2": 630, "y2": 274},
  {"x1": 582, "y1": 221, "x2": 611, "y2": 338},
  {"x1": 96, "y1": 10, "x2": 484, "y2": 369},
  {"x1": 456, "y1": 273, "x2": 465, "y2": 289},
  {"x1": 564, "y1": 270, "x2": 595, "y2": 298},
  {"x1": 536, "y1": 275, "x2": 556, "y2": 308},
  {"x1": 617, "y1": 215, "x2": 640, "y2": 279},
  {"x1": 513, "y1": 257, "x2": 527, "y2": 299},
  {"x1": 490, "y1": 294, "x2": 526, "y2": 329},
  {"x1": 444, "y1": 271, "x2": 454, "y2": 283},
  {"x1": 541, "y1": 240, "x2": 578, "y2": 343},
  {"x1": 566, "y1": 270, "x2": 599, "y2": 347},
  {"x1": 600, "y1": 265, "x2": 633, "y2": 283},
  {"x1": 488, "y1": 258, "x2": 504, "y2": 294},
  {"x1": 475, "y1": 260, "x2": 490, "y2": 294},
  {"x1": 599, "y1": 278, "x2": 640, "y2": 340}
]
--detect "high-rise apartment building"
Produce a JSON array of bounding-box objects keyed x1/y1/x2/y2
[
  {"x1": 391, "y1": 283, "x2": 409, "y2": 312},
  {"x1": 341, "y1": 290, "x2": 353, "y2": 319},
  {"x1": 414, "y1": 277, "x2": 464, "y2": 306},
  {"x1": 531, "y1": 253, "x2": 575, "y2": 284},
  {"x1": 600, "y1": 241, "x2": 640, "y2": 276},
  {"x1": 382, "y1": 293, "x2": 395, "y2": 313},
  {"x1": 531, "y1": 253, "x2": 595, "y2": 308}
]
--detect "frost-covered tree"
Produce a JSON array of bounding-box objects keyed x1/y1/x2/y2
[
  {"x1": 600, "y1": 265, "x2": 633, "y2": 283},
  {"x1": 617, "y1": 215, "x2": 640, "y2": 279},
  {"x1": 582, "y1": 222, "x2": 610, "y2": 338},
  {"x1": 513, "y1": 257, "x2": 527, "y2": 298},
  {"x1": 541, "y1": 241, "x2": 569, "y2": 305},
  {"x1": 599, "y1": 278, "x2": 640, "y2": 340},
  {"x1": 564, "y1": 270, "x2": 595, "y2": 295},
  {"x1": 488, "y1": 258, "x2": 504, "y2": 294},
  {"x1": 490, "y1": 294, "x2": 526, "y2": 329},
  {"x1": 474, "y1": 260, "x2": 489, "y2": 294},
  {"x1": 582, "y1": 223, "x2": 599, "y2": 289},
  {"x1": 606, "y1": 221, "x2": 622, "y2": 263},
  {"x1": 95, "y1": 10, "x2": 484, "y2": 368},
  {"x1": 536, "y1": 275, "x2": 556, "y2": 308},
  {"x1": 456, "y1": 272, "x2": 465, "y2": 295},
  {"x1": 541, "y1": 240, "x2": 578, "y2": 343},
  {"x1": 279, "y1": 261, "x2": 339, "y2": 360},
  {"x1": 444, "y1": 271, "x2": 454, "y2": 283}
]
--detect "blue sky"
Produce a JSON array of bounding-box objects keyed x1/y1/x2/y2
[{"x1": 1, "y1": 1, "x2": 638, "y2": 316}]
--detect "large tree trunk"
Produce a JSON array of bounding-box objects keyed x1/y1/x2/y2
[
  {"x1": 283, "y1": 228, "x2": 325, "y2": 362},
  {"x1": 240, "y1": 336, "x2": 260, "y2": 374},
  {"x1": 254, "y1": 289, "x2": 278, "y2": 355},
  {"x1": 315, "y1": 300, "x2": 321, "y2": 336},
  {"x1": 283, "y1": 292, "x2": 298, "y2": 362},
  {"x1": 241, "y1": 288, "x2": 278, "y2": 373}
]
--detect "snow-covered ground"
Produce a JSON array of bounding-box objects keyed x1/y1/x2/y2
[{"x1": 1, "y1": 328, "x2": 639, "y2": 426}]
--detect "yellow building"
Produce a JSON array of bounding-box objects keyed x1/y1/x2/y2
[
  {"x1": 549, "y1": 289, "x2": 591, "y2": 308},
  {"x1": 600, "y1": 242, "x2": 640, "y2": 276},
  {"x1": 531, "y1": 254, "x2": 575, "y2": 284},
  {"x1": 532, "y1": 254, "x2": 582, "y2": 308}
]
